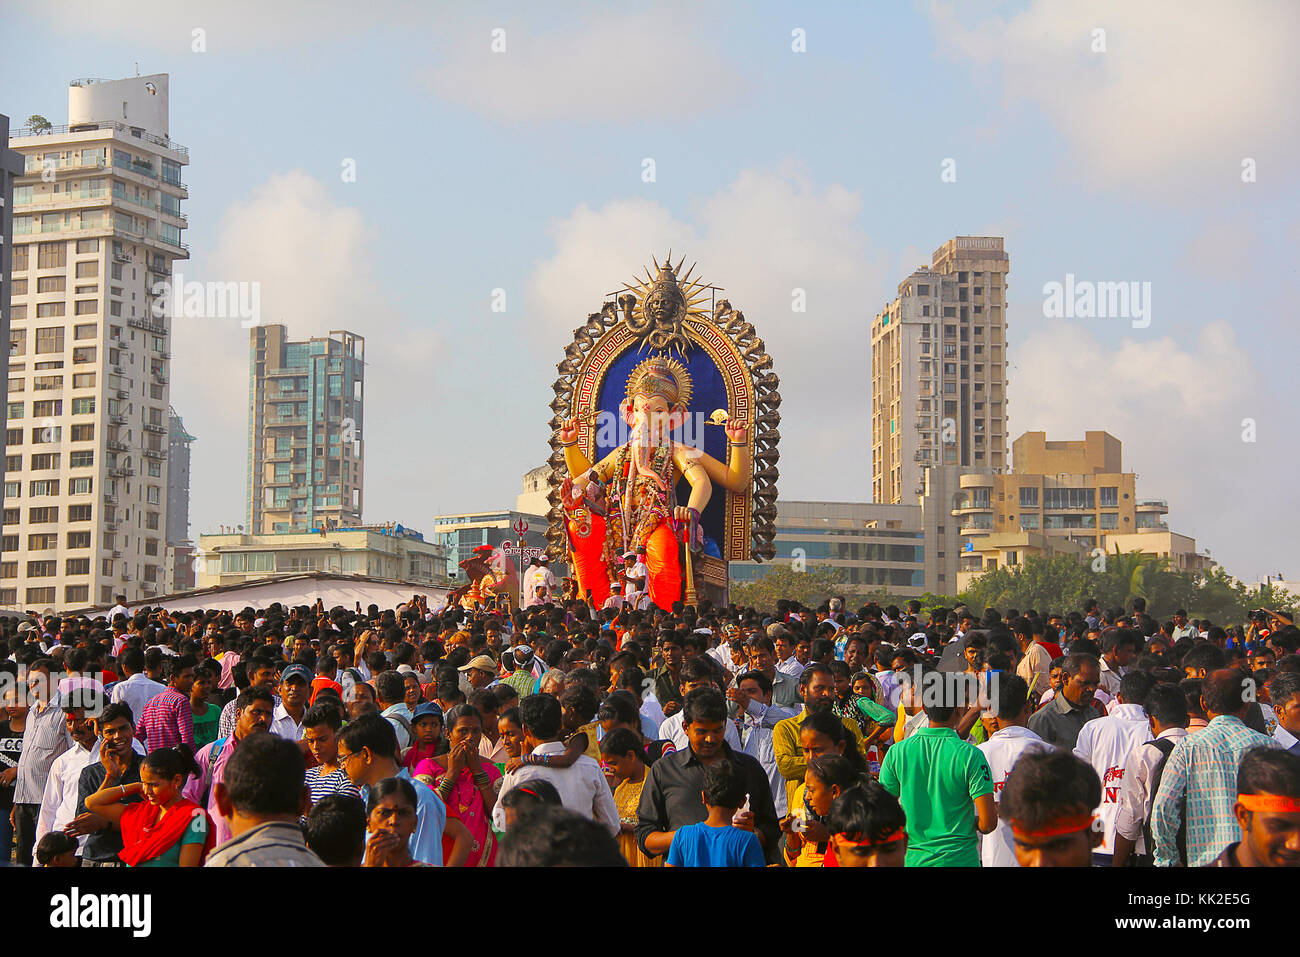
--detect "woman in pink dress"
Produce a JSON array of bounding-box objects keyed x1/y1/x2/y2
[{"x1": 414, "y1": 703, "x2": 501, "y2": 866}]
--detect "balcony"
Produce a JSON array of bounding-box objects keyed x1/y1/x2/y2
[
  {"x1": 106, "y1": 439, "x2": 128, "y2": 452},
  {"x1": 109, "y1": 414, "x2": 127, "y2": 425},
  {"x1": 128, "y1": 316, "x2": 167, "y2": 335},
  {"x1": 143, "y1": 422, "x2": 167, "y2": 434},
  {"x1": 107, "y1": 466, "x2": 134, "y2": 478},
  {"x1": 142, "y1": 448, "x2": 165, "y2": 460},
  {"x1": 1136, "y1": 499, "x2": 1169, "y2": 513}
]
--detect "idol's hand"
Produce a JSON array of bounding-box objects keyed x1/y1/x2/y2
[
  {"x1": 558, "y1": 418, "x2": 579, "y2": 444},
  {"x1": 724, "y1": 420, "x2": 748, "y2": 444},
  {"x1": 673, "y1": 506, "x2": 693, "y2": 523}
]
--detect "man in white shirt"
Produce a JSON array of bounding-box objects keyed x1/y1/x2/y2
[
  {"x1": 1072, "y1": 670, "x2": 1156, "y2": 865},
  {"x1": 1170, "y1": 609, "x2": 1196, "y2": 642},
  {"x1": 493, "y1": 694, "x2": 619, "y2": 835},
  {"x1": 658, "y1": 659, "x2": 744, "y2": 751},
  {"x1": 107, "y1": 596, "x2": 129, "y2": 623},
  {"x1": 731, "y1": 670, "x2": 796, "y2": 816},
  {"x1": 109, "y1": 648, "x2": 165, "y2": 730},
  {"x1": 978, "y1": 674, "x2": 1051, "y2": 867},
  {"x1": 618, "y1": 551, "x2": 648, "y2": 603},
  {"x1": 521, "y1": 557, "x2": 558, "y2": 608},
  {"x1": 1111, "y1": 682, "x2": 1190, "y2": 866},
  {"x1": 770, "y1": 624, "x2": 806, "y2": 680},
  {"x1": 269, "y1": 664, "x2": 312, "y2": 741},
  {"x1": 1270, "y1": 672, "x2": 1300, "y2": 756},
  {"x1": 33, "y1": 706, "x2": 146, "y2": 863}
]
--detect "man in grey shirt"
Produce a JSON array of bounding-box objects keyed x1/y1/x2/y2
[
  {"x1": 1027, "y1": 653, "x2": 1103, "y2": 750},
  {"x1": 206, "y1": 733, "x2": 324, "y2": 867}
]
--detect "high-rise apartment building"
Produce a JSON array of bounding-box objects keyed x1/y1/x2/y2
[
  {"x1": 165, "y1": 406, "x2": 195, "y2": 590},
  {"x1": 248, "y1": 325, "x2": 364, "y2": 533},
  {"x1": 871, "y1": 236, "x2": 1010, "y2": 505},
  {"x1": 4, "y1": 76, "x2": 189, "y2": 611}
]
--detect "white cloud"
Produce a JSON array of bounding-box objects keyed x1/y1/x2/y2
[
  {"x1": 528, "y1": 164, "x2": 889, "y2": 500},
  {"x1": 423, "y1": 8, "x2": 746, "y2": 123},
  {"x1": 926, "y1": 0, "x2": 1300, "y2": 192},
  {"x1": 1011, "y1": 320, "x2": 1291, "y2": 580},
  {"x1": 171, "y1": 171, "x2": 442, "y2": 535}
]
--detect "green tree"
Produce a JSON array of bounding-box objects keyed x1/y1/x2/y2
[
  {"x1": 729, "y1": 565, "x2": 845, "y2": 610},
  {"x1": 26, "y1": 114, "x2": 52, "y2": 134}
]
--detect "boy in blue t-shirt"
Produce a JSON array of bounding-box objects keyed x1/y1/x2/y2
[{"x1": 666, "y1": 759, "x2": 766, "y2": 867}]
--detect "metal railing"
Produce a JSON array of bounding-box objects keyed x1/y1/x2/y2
[{"x1": 12, "y1": 119, "x2": 190, "y2": 157}]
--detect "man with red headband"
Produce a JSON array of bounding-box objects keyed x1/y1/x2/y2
[
  {"x1": 1206, "y1": 748, "x2": 1300, "y2": 867},
  {"x1": 1001, "y1": 749, "x2": 1103, "y2": 867}
]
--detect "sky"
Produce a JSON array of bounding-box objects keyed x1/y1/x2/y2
[{"x1": 3, "y1": 0, "x2": 1298, "y2": 585}]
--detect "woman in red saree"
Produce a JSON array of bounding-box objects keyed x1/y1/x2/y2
[
  {"x1": 413, "y1": 703, "x2": 500, "y2": 866},
  {"x1": 85, "y1": 745, "x2": 216, "y2": 867}
]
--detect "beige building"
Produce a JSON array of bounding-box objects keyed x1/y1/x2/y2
[
  {"x1": 956, "y1": 431, "x2": 1211, "y2": 588},
  {"x1": 4, "y1": 75, "x2": 189, "y2": 611},
  {"x1": 248, "y1": 325, "x2": 364, "y2": 533},
  {"x1": 197, "y1": 525, "x2": 447, "y2": 589},
  {"x1": 516, "y1": 464, "x2": 551, "y2": 516},
  {"x1": 872, "y1": 236, "x2": 1010, "y2": 505}
]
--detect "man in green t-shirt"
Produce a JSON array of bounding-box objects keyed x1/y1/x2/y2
[{"x1": 880, "y1": 668, "x2": 997, "y2": 866}]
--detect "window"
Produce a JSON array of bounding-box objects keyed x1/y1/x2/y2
[
  {"x1": 27, "y1": 533, "x2": 57, "y2": 550},
  {"x1": 1100, "y1": 512, "x2": 1119, "y2": 529},
  {"x1": 32, "y1": 400, "x2": 61, "y2": 418},
  {"x1": 73, "y1": 373, "x2": 96, "y2": 389},
  {"x1": 9, "y1": 329, "x2": 26, "y2": 358},
  {"x1": 37, "y1": 276, "x2": 66, "y2": 294},
  {"x1": 70, "y1": 451, "x2": 94, "y2": 468},
  {"x1": 71, "y1": 424, "x2": 94, "y2": 442},
  {"x1": 69, "y1": 505, "x2": 92, "y2": 522},
  {"x1": 65, "y1": 585, "x2": 90, "y2": 604},
  {"x1": 28, "y1": 506, "x2": 57, "y2": 523},
  {"x1": 1, "y1": 509, "x2": 16, "y2": 525},
  {"x1": 147, "y1": 461, "x2": 161, "y2": 477},
  {"x1": 30, "y1": 453, "x2": 60, "y2": 470},
  {"x1": 76, "y1": 261, "x2": 99, "y2": 279},
  {"x1": 73, "y1": 346, "x2": 96, "y2": 364},
  {"x1": 145, "y1": 512, "x2": 160, "y2": 530},
  {"x1": 67, "y1": 556, "x2": 92, "y2": 575},
  {"x1": 1019, "y1": 487, "x2": 1039, "y2": 507},
  {"x1": 146, "y1": 486, "x2": 160, "y2": 505},
  {"x1": 37, "y1": 242, "x2": 67, "y2": 269},
  {"x1": 0, "y1": 563, "x2": 14, "y2": 579},
  {"x1": 74, "y1": 324, "x2": 97, "y2": 340},
  {"x1": 7, "y1": 380, "x2": 22, "y2": 395},
  {"x1": 67, "y1": 531, "x2": 91, "y2": 549},
  {"x1": 36, "y1": 302, "x2": 65, "y2": 319},
  {"x1": 35, "y1": 327, "x2": 64, "y2": 354},
  {"x1": 8, "y1": 403, "x2": 24, "y2": 420},
  {"x1": 31, "y1": 426, "x2": 61, "y2": 443},
  {"x1": 5, "y1": 429, "x2": 21, "y2": 447},
  {"x1": 13, "y1": 245, "x2": 29, "y2": 271},
  {"x1": 76, "y1": 238, "x2": 99, "y2": 253},
  {"x1": 29, "y1": 480, "x2": 59, "y2": 496},
  {"x1": 72, "y1": 397, "x2": 95, "y2": 414},
  {"x1": 1020, "y1": 514, "x2": 1039, "y2": 530},
  {"x1": 70, "y1": 477, "x2": 93, "y2": 495},
  {"x1": 26, "y1": 587, "x2": 56, "y2": 605},
  {"x1": 970, "y1": 488, "x2": 992, "y2": 508},
  {"x1": 33, "y1": 375, "x2": 62, "y2": 391},
  {"x1": 1100, "y1": 486, "x2": 1119, "y2": 507},
  {"x1": 144, "y1": 538, "x2": 158, "y2": 556},
  {"x1": 1043, "y1": 488, "x2": 1096, "y2": 510}
]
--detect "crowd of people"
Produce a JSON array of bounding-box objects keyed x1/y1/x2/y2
[{"x1": 1, "y1": 584, "x2": 1298, "y2": 868}]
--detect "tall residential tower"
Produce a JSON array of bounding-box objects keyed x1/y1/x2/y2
[
  {"x1": 4, "y1": 76, "x2": 189, "y2": 610},
  {"x1": 871, "y1": 236, "x2": 1010, "y2": 504},
  {"x1": 248, "y1": 325, "x2": 364, "y2": 533}
]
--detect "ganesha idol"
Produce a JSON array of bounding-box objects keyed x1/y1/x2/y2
[
  {"x1": 546, "y1": 254, "x2": 781, "y2": 612},
  {"x1": 558, "y1": 357, "x2": 750, "y2": 609}
]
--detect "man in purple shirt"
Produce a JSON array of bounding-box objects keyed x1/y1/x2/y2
[
  {"x1": 184, "y1": 687, "x2": 274, "y2": 847},
  {"x1": 138, "y1": 655, "x2": 197, "y2": 752}
]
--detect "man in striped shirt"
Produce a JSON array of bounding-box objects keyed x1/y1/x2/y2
[
  {"x1": 138, "y1": 655, "x2": 197, "y2": 752},
  {"x1": 1152, "y1": 668, "x2": 1279, "y2": 866}
]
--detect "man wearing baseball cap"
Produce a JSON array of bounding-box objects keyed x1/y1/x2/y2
[
  {"x1": 457, "y1": 654, "x2": 499, "y2": 692},
  {"x1": 271, "y1": 664, "x2": 313, "y2": 741}
]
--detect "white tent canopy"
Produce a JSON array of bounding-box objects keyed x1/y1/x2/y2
[{"x1": 81, "y1": 574, "x2": 450, "y2": 616}]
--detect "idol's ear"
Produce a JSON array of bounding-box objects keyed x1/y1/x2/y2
[
  {"x1": 623, "y1": 401, "x2": 637, "y2": 426},
  {"x1": 667, "y1": 406, "x2": 687, "y2": 430}
]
